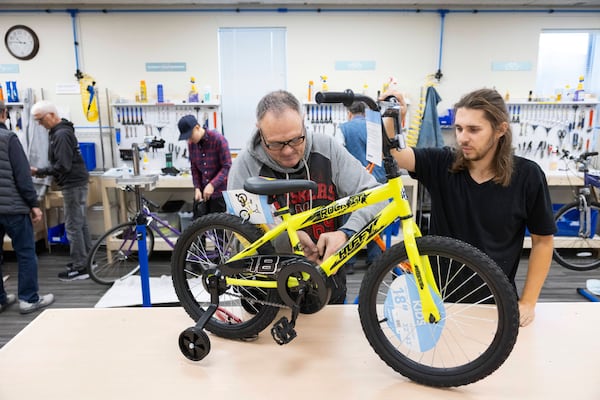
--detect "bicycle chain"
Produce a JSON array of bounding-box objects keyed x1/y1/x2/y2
[{"x1": 225, "y1": 289, "x2": 291, "y2": 309}]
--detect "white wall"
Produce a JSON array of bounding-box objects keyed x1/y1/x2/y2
[{"x1": 0, "y1": 9, "x2": 598, "y2": 162}]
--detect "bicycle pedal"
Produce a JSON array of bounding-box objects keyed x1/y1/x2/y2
[{"x1": 270, "y1": 316, "x2": 297, "y2": 345}]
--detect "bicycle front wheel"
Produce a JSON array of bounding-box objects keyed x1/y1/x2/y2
[
  {"x1": 553, "y1": 201, "x2": 600, "y2": 271},
  {"x1": 87, "y1": 221, "x2": 155, "y2": 285},
  {"x1": 171, "y1": 213, "x2": 280, "y2": 340},
  {"x1": 358, "y1": 236, "x2": 519, "y2": 387}
]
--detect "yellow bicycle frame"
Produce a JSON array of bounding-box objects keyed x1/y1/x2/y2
[{"x1": 226, "y1": 174, "x2": 442, "y2": 323}]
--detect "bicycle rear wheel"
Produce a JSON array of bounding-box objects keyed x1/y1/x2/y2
[
  {"x1": 171, "y1": 213, "x2": 280, "y2": 340},
  {"x1": 87, "y1": 221, "x2": 155, "y2": 285},
  {"x1": 553, "y1": 201, "x2": 600, "y2": 271},
  {"x1": 358, "y1": 235, "x2": 519, "y2": 387}
]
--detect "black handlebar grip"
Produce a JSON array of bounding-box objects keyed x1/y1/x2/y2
[{"x1": 315, "y1": 89, "x2": 355, "y2": 107}]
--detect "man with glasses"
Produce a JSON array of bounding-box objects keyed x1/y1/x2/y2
[
  {"x1": 30, "y1": 101, "x2": 92, "y2": 281},
  {"x1": 228, "y1": 90, "x2": 383, "y2": 304}
]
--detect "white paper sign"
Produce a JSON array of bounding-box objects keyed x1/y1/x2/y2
[
  {"x1": 223, "y1": 189, "x2": 274, "y2": 224},
  {"x1": 365, "y1": 109, "x2": 382, "y2": 167}
]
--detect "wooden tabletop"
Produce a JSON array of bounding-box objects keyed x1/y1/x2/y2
[{"x1": 0, "y1": 303, "x2": 598, "y2": 399}]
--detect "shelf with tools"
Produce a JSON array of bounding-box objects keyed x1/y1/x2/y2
[
  {"x1": 110, "y1": 101, "x2": 221, "y2": 172},
  {"x1": 509, "y1": 100, "x2": 599, "y2": 172},
  {"x1": 508, "y1": 100, "x2": 599, "y2": 249},
  {"x1": 303, "y1": 98, "x2": 411, "y2": 136},
  {"x1": 303, "y1": 102, "x2": 348, "y2": 135}
]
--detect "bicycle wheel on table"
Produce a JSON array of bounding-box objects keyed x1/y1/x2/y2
[
  {"x1": 358, "y1": 235, "x2": 519, "y2": 387},
  {"x1": 87, "y1": 221, "x2": 155, "y2": 285},
  {"x1": 171, "y1": 213, "x2": 280, "y2": 340},
  {"x1": 553, "y1": 201, "x2": 600, "y2": 271}
]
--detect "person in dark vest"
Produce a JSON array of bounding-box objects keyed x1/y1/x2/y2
[
  {"x1": 0, "y1": 100, "x2": 55, "y2": 314},
  {"x1": 31, "y1": 100, "x2": 92, "y2": 281}
]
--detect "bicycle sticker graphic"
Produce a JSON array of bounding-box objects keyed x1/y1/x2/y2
[{"x1": 223, "y1": 189, "x2": 274, "y2": 224}]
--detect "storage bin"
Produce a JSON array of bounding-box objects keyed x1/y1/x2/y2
[
  {"x1": 48, "y1": 223, "x2": 69, "y2": 244},
  {"x1": 79, "y1": 142, "x2": 96, "y2": 171},
  {"x1": 178, "y1": 203, "x2": 194, "y2": 232},
  {"x1": 155, "y1": 200, "x2": 185, "y2": 237},
  {"x1": 555, "y1": 204, "x2": 598, "y2": 237},
  {"x1": 526, "y1": 204, "x2": 598, "y2": 237}
]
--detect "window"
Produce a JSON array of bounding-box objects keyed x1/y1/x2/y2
[{"x1": 536, "y1": 30, "x2": 599, "y2": 101}]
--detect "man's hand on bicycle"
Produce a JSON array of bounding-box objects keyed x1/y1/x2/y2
[
  {"x1": 297, "y1": 231, "x2": 319, "y2": 262},
  {"x1": 378, "y1": 89, "x2": 407, "y2": 122},
  {"x1": 297, "y1": 230, "x2": 347, "y2": 264}
]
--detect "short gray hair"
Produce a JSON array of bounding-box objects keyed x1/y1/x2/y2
[
  {"x1": 31, "y1": 100, "x2": 59, "y2": 116},
  {"x1": 256, "y1": 90, "x2": 302, "y2": 122},
  {"x1": 347, "y1": 101, "x2": 365, "y2": 115}
]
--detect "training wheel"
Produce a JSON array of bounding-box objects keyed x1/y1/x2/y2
[{"x1": 179, "y1": 327, "x2": 211, "y2": 361}]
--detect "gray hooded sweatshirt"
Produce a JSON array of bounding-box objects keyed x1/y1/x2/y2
[{"x1": 228, "y1": 129, "x2": 384, "y2": 242}]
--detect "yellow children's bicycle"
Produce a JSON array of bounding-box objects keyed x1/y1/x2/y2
[{"x1": 171, "y1": 90, "x2": 519, "y2": 387}]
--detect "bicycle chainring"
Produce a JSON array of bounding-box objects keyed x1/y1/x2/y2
[{"x1": 276, "y1": 262, "x2": 330, "y2": 314}]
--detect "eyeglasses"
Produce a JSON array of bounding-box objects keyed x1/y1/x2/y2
[
  {"x1": 34, "y1": 113, "x2": 48, "y2": 122},
  {"x1": 259, "y1": 129, "x2": 306, "y2": 151}
]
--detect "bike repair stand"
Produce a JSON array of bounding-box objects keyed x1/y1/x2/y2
[{"x1": 115, "y1": 143, "x2": 158, "y2": 307}]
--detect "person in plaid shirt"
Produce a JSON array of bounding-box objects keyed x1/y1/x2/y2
[{"x1": 177, "y1": 115, "x2": 232, "y2": 214}]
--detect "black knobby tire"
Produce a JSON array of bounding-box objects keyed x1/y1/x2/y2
[
  {"x1": 171, "y1": 213, "x2": 280, "y2": 339},
  {"x1": 553, "y1": 201, "x2": 600, "y2": 271},
  {"x1": 87, "y1": 221, "x2": 155, "y2": 285},
  {"x1": 358, "y1": 236, "x2": 519, "y2": 387}
]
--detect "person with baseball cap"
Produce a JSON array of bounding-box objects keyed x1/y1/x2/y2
[{"x1": 177, "y1": 115, "x2": 232, "y2": 216}]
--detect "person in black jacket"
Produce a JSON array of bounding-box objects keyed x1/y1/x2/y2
[
  {"x1": 0, "y1": 100, "x2": 55, "y2": 314},
  {"x1": 31, "y1": 101, "x2": 92, "y2": 281}
]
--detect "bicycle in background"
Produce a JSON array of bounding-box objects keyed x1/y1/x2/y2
[
  {"x1": 86, "y1": 186, "x2": 181, "y2": 285},
  {"x1": 553, "y1": 150, "x2": 600, "y2": 271}
]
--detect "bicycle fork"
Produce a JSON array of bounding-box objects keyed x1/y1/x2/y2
[
  {"x1": 400, "y1": 217, "x2": 442, "y2": 324},
  {"x1": 578, "y1": 191, "x2": 592, "y2": 238}
]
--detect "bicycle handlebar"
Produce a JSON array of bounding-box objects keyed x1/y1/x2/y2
[
  {"x1": 315, "y1": 89, "x2": 379, "y2": 112},
  {"x1": 561, "y1": 150, "x2": 599, "y2": 162},
  {"x1": 315, "y1": 89, "x2": 403, "y2": 179}
]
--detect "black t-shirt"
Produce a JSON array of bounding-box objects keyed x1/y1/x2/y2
[{"x1": 411, "y1": 147, "x2": 557, "y2": 282}]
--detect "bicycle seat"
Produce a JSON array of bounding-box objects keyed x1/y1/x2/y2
[{"x1": 244, "y1": 176, "x2": 318, "y2": 195}]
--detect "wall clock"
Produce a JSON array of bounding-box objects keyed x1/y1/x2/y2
[{"x1": 5, "y1": 25, "x2": 40, "y2": 61}]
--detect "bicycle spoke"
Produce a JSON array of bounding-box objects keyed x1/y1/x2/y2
[
  {"x1": 359, "y1": 236, "x2": 518, "y2": 387},
  {"x1": 172, "y1": 214, "x2": 280, "y2": 339},
  {"x1": 87, "y1": 222, "x2": 153, "y2": 285}
]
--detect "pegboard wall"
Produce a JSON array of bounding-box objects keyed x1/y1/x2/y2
[{"x1": 509, "y1": 101, "x2": 598, "y2": 172}]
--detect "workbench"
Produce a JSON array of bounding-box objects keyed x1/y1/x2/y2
[{"x1": 0, "y1": 303, "x2": 597, "y2": 399}]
